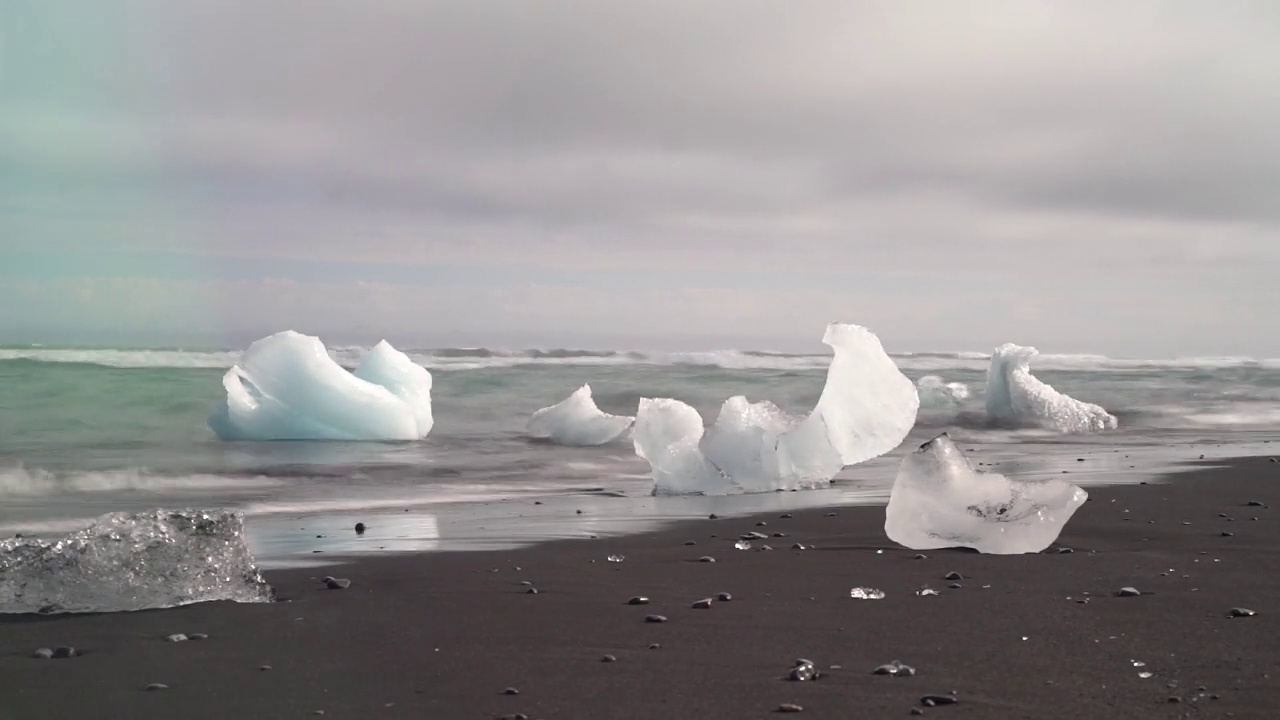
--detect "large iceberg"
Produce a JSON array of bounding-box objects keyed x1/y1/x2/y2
[
  {"x1": 210, "y1": 331, "x2": 434, "y2": 441},
  {"x1": 985, "y1": 343, "x2": 1117, "y2": 433},
  {"x1": 633, "y1": 323, "x2": 920, "y2": 495},
  {"x1": 0, "y1": 510, "x2": 273, "y2": 614},
  {"x1": 884, "y1": 434, "x2": 1087, "y2": 554},
  {"x1": 528, "y1": 384, "x2": 635, "y2": 446},
  {"x1": 916, "y1": 375, "x2": 970, "y2": 407}
]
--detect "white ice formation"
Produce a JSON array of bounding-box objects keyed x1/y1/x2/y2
[
  {"x1": 884, "y1": 434, "x2": 1087, "y2": 554},
  {"x1": 985, "y1": 343, "x2": 1117, "y2": 433},
  {"x1": 527, "y1": 384, "x2": 635, "y2": 446},
  {"x1": 209, "y1": 331, "x2": 434, "y2": 441},
  {"x1": 916, "y1": 375, "x2": 970, "y2": 407},
  {"x1": 0, "y1": 510, "x2": 273, "y2": 614},
  {"x1": 633, "y1": 323, "x2": 920, "y2": 496}
]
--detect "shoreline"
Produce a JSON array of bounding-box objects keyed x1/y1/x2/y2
[{"x1": 2, "y1": 454, "x2": 1278, "y2": 718}]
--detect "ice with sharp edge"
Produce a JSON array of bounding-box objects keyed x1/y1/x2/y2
[
  {"x1": 884, "y1": 433, "x2": 1087, "y2": 554},
  {"x1": 985, "y1": 343, "x2": 1117, "y2": 433},
  {"x1": 0, "y1": 510, "x2": 273, "y2": 614},
  {"x1": 632, "y1": 323, "x2": 920, "y2": 495},
  {"x1": 527, "y1": 384, "x2": 635, "y2": 446},
  {"x1": 209, "y1": 330, "x2": 434, "y2": 441}
]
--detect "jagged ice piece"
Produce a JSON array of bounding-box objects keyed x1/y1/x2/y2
[
  {"x1": 527, "y1": 384, "x2": 634, "y2": 446},
  {"x1": 985, "y1": 343, "x2": 1117, "y2": 433}
]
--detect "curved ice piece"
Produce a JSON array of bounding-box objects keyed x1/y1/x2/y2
[
  {"x1": 985, "y1": 343, "x2": 1117, "y2": 433},
  {"x1": 0, "y1": 510, "x2": 272, "y2": 614},
  {"x1": 634, "y1": 323, "x2": 919, "y2": 495},
  {"x1": 885, "y1": 434, "x2": 1087, "y2": 554},
  {"x1": 916, "y1": 375, "x2": 970, "y2": 407},
  {"x1": 209, "y1": 331, "x2": 433, "y2": 441},
  {"x1": 527, "y1": 384, "x2": 635, "y2": 446}
]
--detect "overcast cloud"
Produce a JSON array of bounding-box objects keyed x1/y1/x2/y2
[{"x1": 2, "y1": 1, "x2": 1277, "y2": 354}]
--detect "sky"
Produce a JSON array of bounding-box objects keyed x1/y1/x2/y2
[{"x1": 2, "y1": 1, "x2": 1278, "y2": 355}]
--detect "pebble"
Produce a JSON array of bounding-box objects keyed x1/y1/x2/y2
[
  {"x1": 355, "y1": 522, "x2": 366, "y2": 534},
  {"x1": 32, "y1": 648, "x2": 53, "y2": 660},
  {"x1": 944, "y1": 571, "x2": 963, "y2": 580},
  {"x1": 1167, "y1": 696, "x2": 1182, "y2": 704},
  {"x1": 949, "y1": 583, "x2": 963, "y2": 590},
  {"x1": 144, "y1": 683, "x2": 170, "y2": 692},
  {"x1": 910, "y1": 709, "x2": 924, "y2": 716},
  {"x1": 503, "y1": 687, "x2": 520, "y2": 695},
  {"x1": 791, "y1": 543, "x2": 808, "y2": 550},
  {"x1": 601, "y1": 654, "x2": 617, "y2": 663},
  {"x1": 1117, "y1": 587, "x2": 1142, "y2": 597},
  {"x1": 649, "y1": 643, "x2": 661, "y2": 649},
  {"x1": 873, "y1": 661, "x2": 916, "y2": 677},
  {"x1": 166, "y1": 634, "x2": 188, "y2": 643},
  {"x1": 645, "y1": 614, "x2": 669, "y2": 623},
  {"x1": 777, "y1": 703, "x2": 804, "y2": 713},
  {"x1": 825, "y1": 512, "x2": 837, "y2": 517},
  {"x1": 691, "y1": 598, "x2": 714, "y2": 609},
  {"x1": 520, "y1": 580, "x2": 533, "y2": 586},
  {"x1": 717, "y1": 592, "x2": 733, "y2": 602},
  {"x1": 914, "y1": 554, "x2": 928, "y2": 560},
  {"x1": 708, "y1": 514, "x2": 719, "y2": 519},
  {"x1": 1228, "y1": 607, "x2": 1256, "y2": 617},
  {"x1": 741, "y1": 532, "x2": 769, "y2": 540},
  {"x1": 684, "y1": 541, "x2": 697, "y2": 546},
  {"x1": 52, "y1": 647, "x2": 77, "y2": 659},
  {"x1": 259, "y1": 665, "x2": 272, "y2": 671},
  {"x1": 772, "y1": 532, "x2": 788, "y2": 538},
  {"x1": 756, "y1": 521, "x2": 768, "y2": 527},
  {"x1": 322, "y1": 576, "x2": 351, "y2": 590},
  {"x1": 760, "y1": 545, "x2": 774, "y2": 551},
  {"x1": 1246, "y1": 501, "x2": 1265, "y2": 507},
  {"x1": 780, "y1": 514, "x2": 793, "y2": 519},
  {"x1": 921, "y1": 695, "x2": 958, "y2": 707},
  {"x1": 188, "y1": 633, "x2": 209, "y2": 641},
  {"x1": 1222, "y1": 532, "x2": 1235, "y2": 537},
  {"x1": 699, "y1": 556, "x2": 716, "y2": 563},
  {"x1": 525, "y1": 588, "x2": 539, "y2": 595},
  {"x1": 498, "y1": 715, "x2": 529, "y2": 720},
  {"x1": 627, "y1": 596, "x2": 650, "y2": 605}
]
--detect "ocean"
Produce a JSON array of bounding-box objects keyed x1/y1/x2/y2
[{"x1": 2, "y1": 344, "x2": 1277, "y2": 567}]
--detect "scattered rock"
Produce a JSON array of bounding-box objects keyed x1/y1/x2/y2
[
  {"x1": 188, "y1": 633, "x2": 209, "y2": 640},
  {"x1": 32, "y1": 648, "x2": 53, "y2": 660},
  {"x1": 627, "y1": 596, "x2": 650, "y2": 605},
  {"x1": 144, "y1": 683, "x2": 169, "y2": 692},
  {"x1": 756, "y1": 521, "x2": 768, "y2": 527},
  {"x1": 741, "y1": 532, "x2": 769, "y2": 540},
  {"x1": 780, "y1": 514, "x2": 793, "y2": 519},
  {"x1": 52, "y1": 647, "x2": 77, "y2": 659},
  {"x1": 949, "y1": 583, "x2": 963, "y2": 590},
  {"x1": 165, "y1": 634, "x2": 188, "y2": 643},
  {"x1": 691, "y1": 598, "x2": 713, "y2": 609},
  {"x1": 921, "y1": 695, "x2": 958, "y2": 707},
  {"x1": 760, "y1": 545, "x2": 774, "y2": 551},
  {"x1": 1246, "y1": 501, "x2": 1265, "y2": 507},
  {"x1": 259, "y1": 665, "x2": 272, "y2": 671},
  {"x1": 520, "y1": 580, "x2": 533, "y2": 586},
  {"x1": 944, "y1": 571, "x2": 963, "y2": 581},
  {"x1": 1167, "y1": 696, "x2": 1182, "y2": 704},
  {"x1": 825, "y1": 512, "x2": 837, "y2": 517},
  {"x1": 684, "y1": 541, "x2": 697, "y2": 546},
  {"x1": 322, "y1": 576, "x2": 351, "y2": 590},
  {"x1": 717, "y1": 592, "x2": 733, "y2": 602},
  {"x1": 699, "y1": 556, "x2": 716, "y2": 563},
  {"x1": 1228, "y1": 607, "x2": 1256, "y2": 618},
  {"x1": 601, "y1": 654, "x2": 617, "y2": 663},
  {"x1": 788, "y1": 663, "x2": 818, "y2": 682},
  {"x1": 708, "y1": 514, "x2": 719, "y2": 519},
  {"x1": 791, "y1": 543, "x2": 808, "y2": 550},
  {"x1": 354, "y1": 522, "x2": 366, "y2": 534},
  {"x1": 649, "y1": 643, "x2": 661, "y2": 649},
  {"x1": 645, "y1": 615, "x2": 668, "y2": 623},
  {"x1": 910, "y1": 709, "x2": 925, "y2": 716},
  {"x1": 1222, "y1": 532, "x2": 1235, "y2": 537},
  {"x1": 772, "y1": 532, "x2": 788, "y2": 538},
  {"x1": 914, "y1": 554, "x2": 928, "y2": 560},
  {"x1": 1117, "y1": 587, "x2": 1142, "y2": 597},
  {"x1": 873, "y1": 661, "x2": 916, "y2": 677},
  {"x1": 777, "y1": 703, "x2": 804, "y2": 713},
  {"x1": 525, "y1": 588, "x2": 539, "y2": 595}
]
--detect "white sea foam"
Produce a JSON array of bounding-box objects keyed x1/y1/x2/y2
[{"x1": 0, "y1": 466, "x2": 284, "y2": 497}]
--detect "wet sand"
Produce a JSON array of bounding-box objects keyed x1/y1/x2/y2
[{"x1": 2, "y1": 455, "x2": 1278, "y2": 719}]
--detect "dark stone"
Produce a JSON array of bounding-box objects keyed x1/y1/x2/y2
[
  {"x1": 520, "y1": 581, "x2": 533, "y2": 586},
  {"x1": 144, "y1": 683, "x2": 169, "y2": 692},
  {"x1": 1117, "y1": 587, "x2": 1141, "y2": 597},
  {"x1": 699, "y1": 556, "x2": 716, "y2": 563},
  {"x1": 1167, "y1": 696, "x2": 1182, "y2": 704},
  {"x1": 601, "y1": 654, "x2": 617, "y2": 663},
  {"x1": 691, "y1": 598, "x2": 713, "y2": 609},
  {"x1": 777, "y1": 703, "x2": 804, "y2": 713},
  {"x1": 914, "y1": 554, "x2": 928, "y2": 560},
  {"x1": 708, "y1": 514, "x2": 719, "y2": 519},
  {"x1": 921, "y1": 695, "x2": 958, "y2": 707},
  {"x1": 791, "y1": 543, "x2": 808, "y2": 550},
  {"x1": 32, "y1": 648, "x2": 53, "y2": 659},
  {"x1": 772, "y1": 532, "x2": 788, "y2": 538},
  {"x1": 165, "y1": 634, "x2": 188, "y2": 643},
  {"x1": 949, "y1": 583, "x2": 963, "y2": 589},
  {"x1": 627, "y1": 596, "x2": 650, "y2": 605},
  {"x1": 52, "y1": 647, "x2": 76, "y2": 659},
  {"x1": 1246, "y1": 501, "x2": 1265, "y2": 506},
  {"x1": 576, "y1": 510, "x2": 583, "y2": 514},
  {"x1": 649, "y1": 643, "x2": 661, "y2": 649},
  {"x1": 788, "y1": 664, "x2": 817, "y2": 682},
  {"x1": 741, "y1": 532, "x2": 769, "y2": 540},
  {"x1": 644, "y1": 615, "x2": 668, "y2": 623},
  {"x1": 1057, "y1": 547, "x2": 1074, "y2": 554},
  {"x1": 502, "y1": 687, "x2": 520, "y2": 695},
  {"x1": 910, "y1": 709, "x2": 925, "y2": 716},
  {"x1": 873, "y1": 661, "x2": 916, "y2": 677},
  {"x1": 717, "y1": 592, "x2": 733, "y2": 601},
  {"x1": 780, "y1": 513, "x2": 793, "y2": 519},
  {"x1": 525, "y1": 588, "x2": 539, "y2": 594},
  {"x1": 684, "y1": 541, "x2": 696, "y2": 546},
  {"x1": 756, "y1": 521, "x2": 768, "y2": 527},
  {"x1": 188, "y1": 633, "x2": 209, "y2": 641},
  {"x1": 322, "y1": 576, "x2": 350, "y2": 590},
  {"x1": 1228, "y1": 607, "x2": 1256, "y2": 617},
  {"x1": 1222, "y1": 531, "x2": 1235, "y2": 537},
  {"x1": 944, "y1": 571, "x2": 963, "y2": 580},
  {"x1": 354, "y1": 522, "x2": 366, "y2": 534},
  {"x1": 825, "y1": 512, "x2": 837, "y2": 517},
  {"x1": 259, "y1": 665, "x2": 272, "y2": 671}
]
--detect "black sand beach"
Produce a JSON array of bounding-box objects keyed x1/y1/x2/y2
[{"x1": 3, "y1": 455, "x2": 1278, "y2": 719}]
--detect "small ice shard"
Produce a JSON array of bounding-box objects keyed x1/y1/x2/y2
[
  {"x1": 885, "y1": 434, "x2": 1088, "y2": 555},
  {"x1": 209, "y1": 331, "x2": 434, "y2": 441},
  {"x1": 916, "y1": 375, "x2": 970, "y2": 407},
  {"x1": 0, "y1": 510, "x2": 272, "y2": 614},
  {"x1": 606, "y1": 554, "x2": 625, "y2": 563},
  {"x1": 527, "y1": 384, "x2": 635, "y2": 446},
  {"x1": 634, "y1": 323, "x2": 919, "y2": 495},
  {"x1": 916, "y1": 587, "x2": 940, "y2": 597},
  {"x1": 1139, "y1": 672, "x2": 1154, "y2": 679},
  {"x1": 873, "y1": 660, "x2": 916, "y2": 677},
  {"x1": 850, "y1": 587, "x2": 886, "y2": 600},
  {"x1": 985, "y1": 343, "x2": 1117, "y2": 433},
  {"x1": 734, "y1": 540, "x2": 751, "y2": 550}
]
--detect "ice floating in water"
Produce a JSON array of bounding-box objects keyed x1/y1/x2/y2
[
  {"x1": 0, "y1": 510, "x2": 272, "y2": 614},
  {"x1": 633, "y1": 323, "x2": 919, "y2": 496},
  {"x1": 916, "y1": 375, "x2": 970, "y2": 407},
  {"x1": 985, "y1": 343, "x2": 1116, "y2": 433},
  {"x1": 527, "y1": 384, "x2": 635, "y2": 446},
  {"x1": 209, "y1": 331, "x2": 434, "y2": 441},
  {"x1": 885, "y1": 434, "x2": 1088, "y2": 554}
]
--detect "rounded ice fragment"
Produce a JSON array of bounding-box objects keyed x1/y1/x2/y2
[
  {"x1": 985, "y1": 343, "x2": 1117, "y2": 433},
  {"x1": 885, "y1": 434, "x2": 1088, "y2": 555},
  {"x1": 527, "y1": 384, "x2": 634, "y2": 446}
]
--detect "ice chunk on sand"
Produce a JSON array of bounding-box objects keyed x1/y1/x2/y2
[
  {"x1": 916, "y1": 375, "x2": 970, "y2": 407},
  {"x1": 884, "y1": 434, "x2": 1087, "y2": 554},
  {"x1": 634, "y1": 323, "x2": 919, "y2": 495},
  {"x1": 985, "y1": 343, "x2": 1116, "y2": 433},
  {"x1": 0, "y1": 510, "x2": 272, "y2": 614},
  {"x1": 209, "y1": 331, "x2": 433, "y2": 441},
  {"x1": 528, "y1": 384, "x2": 634, "y2": 446}
]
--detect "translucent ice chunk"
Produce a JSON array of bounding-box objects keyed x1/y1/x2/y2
[
  {"x1": 850, "y1": 587, "x2": 886, "y2": 600},
  {"x1": 985, "y1": 343, "x2": 1117, "y2": 433},
  {"x1": 209, "y1": 331, "x2": 433, "y2": 441},
  {"x1": 527, "y1": 384, "x2": 635, "y2": 446},
  {"x1": 0, "y1": 510, "x2": 272, "y2": 614},
  {"x1": 885, "y1": 434, "x2": 1088, "y2": 554},
  {"x1": 916, "y1": 375, "x2": 970, "y2": 407},
  {"x1": 634, "y1": 323, "x2": 919, "y2": 495}
]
